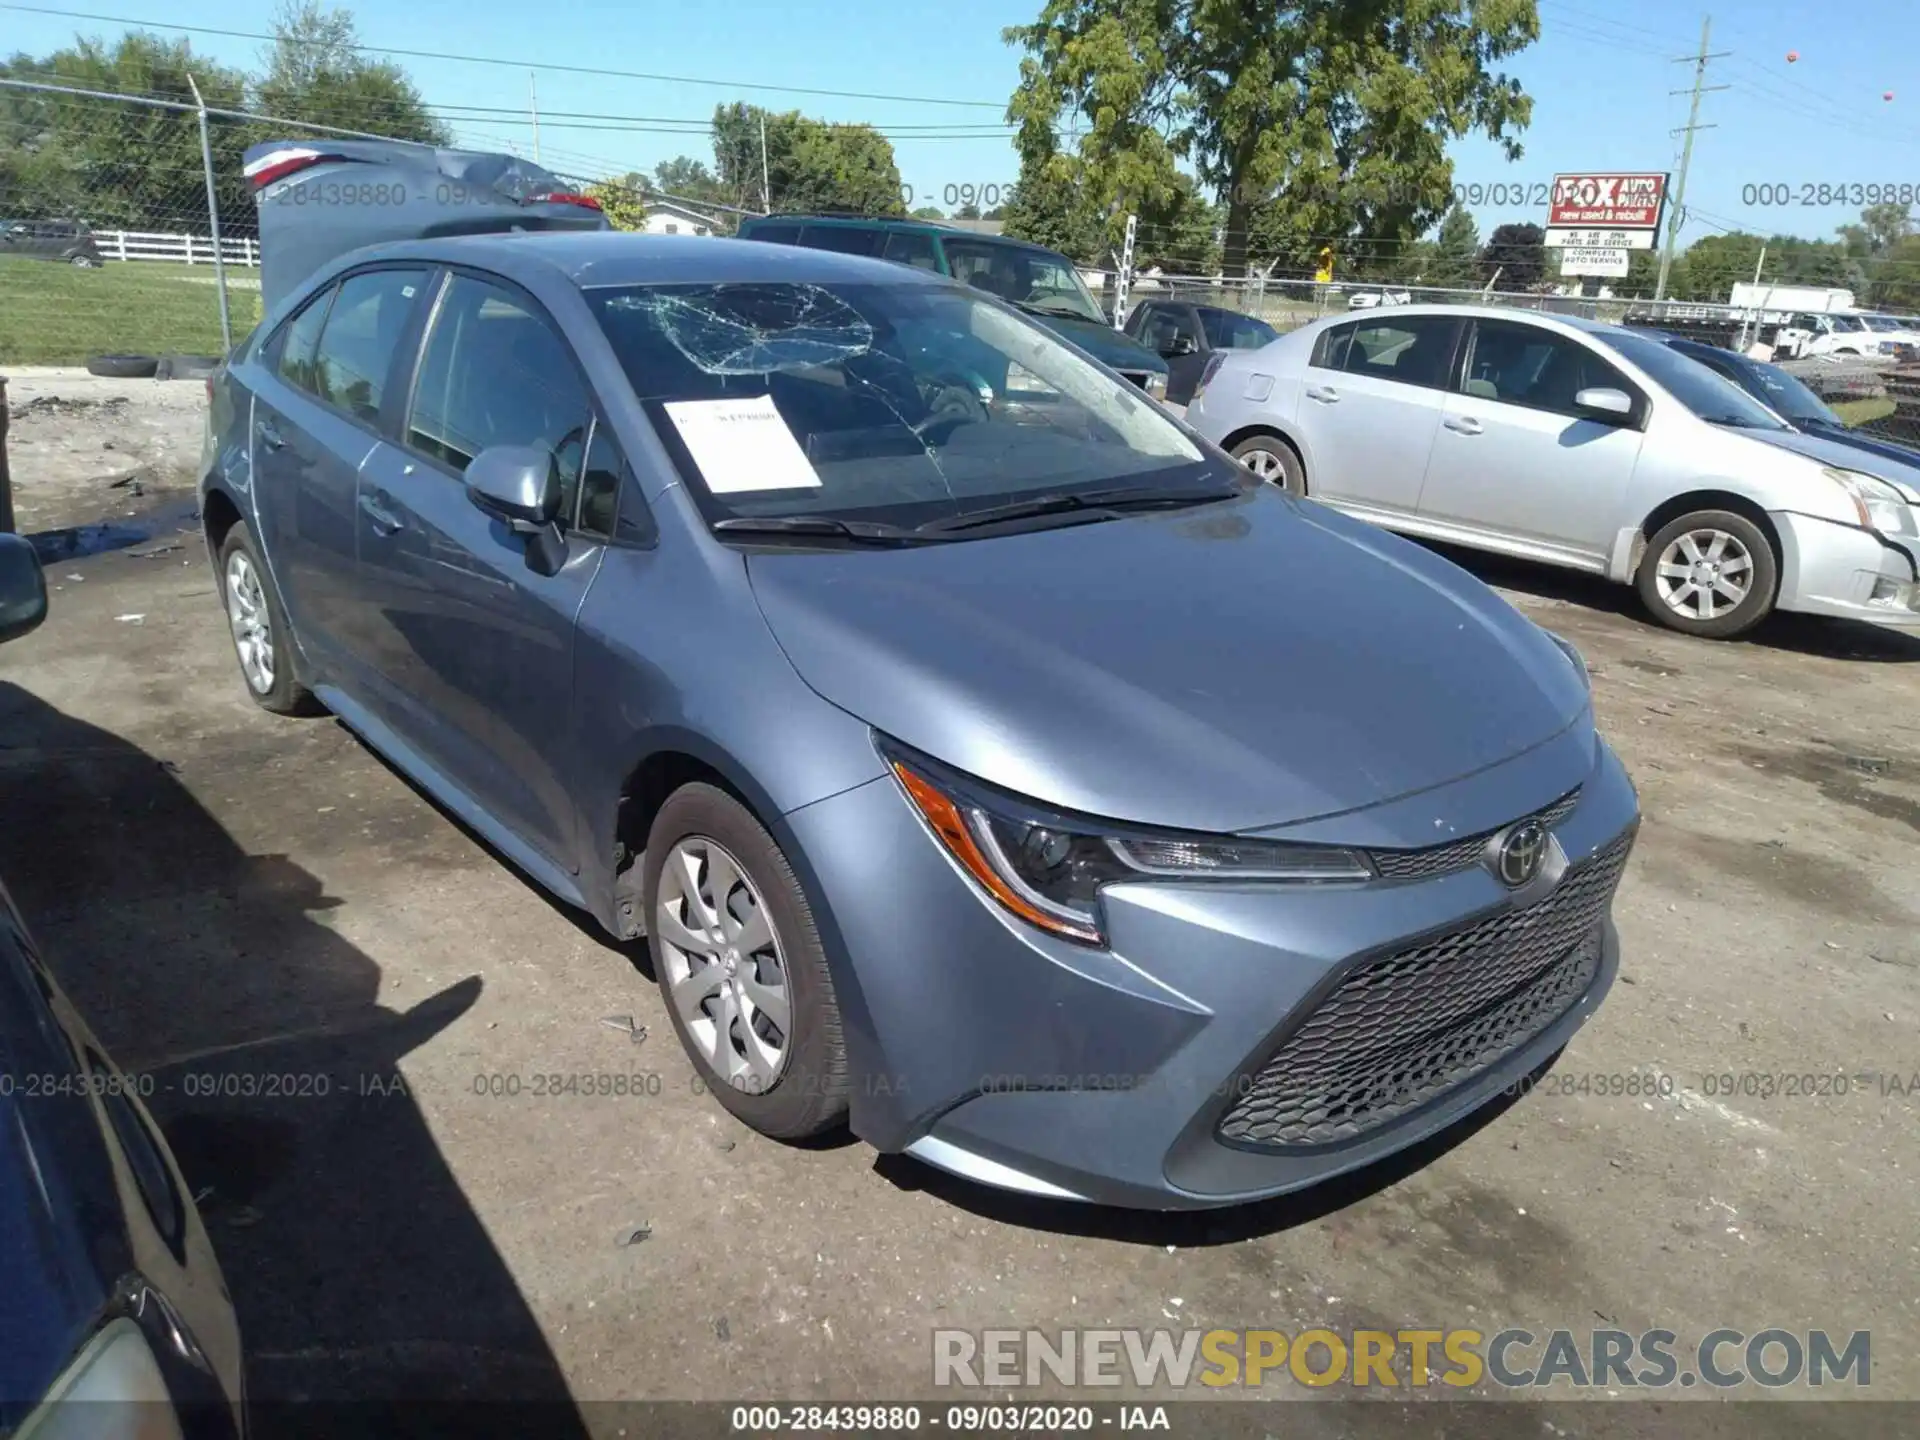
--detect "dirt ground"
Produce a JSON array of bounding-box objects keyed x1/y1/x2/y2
[{"x1": 0, "y1": 375, "x2": 1916, "y2": 1436}]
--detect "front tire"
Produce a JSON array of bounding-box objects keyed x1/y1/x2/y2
[
  {"x1": 645, "y1": 783, "x2": 848, "y2": 1140},
  {"x1": 1230, "y1": 434, "x2": 1307, "y2": 496},
  {"x1": 218, "y1": 522, "x2": 322, "y2": 714},
  {"x1": 1636, "y1": 510, "x2": 1778, "y2": 639}
]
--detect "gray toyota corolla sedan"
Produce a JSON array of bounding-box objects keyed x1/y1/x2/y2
[{"x1": 200, "y1": 231, "x2": 1639, "y2": 1209}]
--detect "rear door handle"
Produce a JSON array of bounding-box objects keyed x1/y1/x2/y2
[
  {"x1": 257, "y1": 418, "x2": 286, "y2": 450},
  {"x1": 1443, "y1": 415, "x2": 1483, "y2": 435},
  {"x1": 1304, "y1": 385, "x2": 1340, "y2": 404},
  {"x1": 358, "y1": 493, "x2": 405, "y2": 535}
]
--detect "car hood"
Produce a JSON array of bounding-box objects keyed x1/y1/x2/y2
[
  {"x1": 1024, "y1": 311, "x2": 1169, "y2": 376},
  {"x1": 745, "y1": 490, "x2": 1591, "y2": 834},
  {"x1": 1751, "y1": 428, "x2": 1920, "y2": 501}
]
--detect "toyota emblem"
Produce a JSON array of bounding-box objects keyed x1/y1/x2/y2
[{"x1": 1494, "y1": 820, "x2": 1549, "y2": 888}]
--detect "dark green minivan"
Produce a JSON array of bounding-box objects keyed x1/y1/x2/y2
[{"x1": 736, "y1": 214, "x2": 1170, "y2": 399}]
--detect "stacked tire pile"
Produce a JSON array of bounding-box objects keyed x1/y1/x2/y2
[{"x1": 1873, "y1": 365, "x2": 1920, "y2": 448}]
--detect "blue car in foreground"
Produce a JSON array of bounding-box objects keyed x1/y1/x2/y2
[{"x1": 200, "y1": 223, "x2": 1638, "y2": 1209}]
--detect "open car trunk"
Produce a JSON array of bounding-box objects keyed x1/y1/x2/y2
[{"x1": 245, "y1": 139, "x2": 612, "y2": 315}]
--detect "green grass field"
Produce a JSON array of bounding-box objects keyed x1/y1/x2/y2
[
  {"x1": 0, "y1": 257, "x2": 263, "y2": 366},
  {"x1": 1831, "y1": 397, "x2": 1898, "y2": 428}
]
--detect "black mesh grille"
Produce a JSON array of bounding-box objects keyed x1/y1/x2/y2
[
  {"x1": 1216, "y1": 828, "x2": 1633, "y2": 1150},
  {"x1": 1370, "y1": 788, "x2": 1581, "y2": 882}
]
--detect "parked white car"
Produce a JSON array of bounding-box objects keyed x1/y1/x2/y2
[
  {"x1": 1349, "y1": 288, "x2": 1413, "y2": 310},
  {"x1": 1183, "y1": 304, "x2": 1920, "y2": 638}
]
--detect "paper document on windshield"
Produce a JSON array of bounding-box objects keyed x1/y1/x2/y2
[{"x1": 664, "y1": 395, "x2": 823, "y2": 494}]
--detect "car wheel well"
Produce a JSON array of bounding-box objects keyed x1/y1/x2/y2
[
  {"x1": 1640, "y1": 490, "x2": 1779, "y2": 559},
  {"x1": 1220, "y1": 424, "x2": 1301, "y2": 461},
  {"x1": 611, "y1": 750, "x2": 755, "y2": 937},
  {"x1": 202, "y1": 488, "x2": 243, "y2": 564}
]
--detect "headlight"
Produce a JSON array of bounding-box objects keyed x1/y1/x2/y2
[
  {"x1": 885, "y1": 745, "x2": 1372, "y2": 946},
  {"x1": 19, "y1": 1317, "x2": 183, "y2": 1439},
  {"x1": 1144, "y1": 372, "x2": 1168, "y2": 400},
  {"x1": 1543, "y1": 629, "x2": 1591, "y2": 691},
  {"x1": 1824, "y1": 467, "x2": 1920, "y2": 537}
]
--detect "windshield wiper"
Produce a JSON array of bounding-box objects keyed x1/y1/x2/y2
[
  {"x1": 711, "y1": 514, "x2": 934, "y2": 546},
  {"x1": 916, "y1": 482, "x2": 1241, "y2": 534}
]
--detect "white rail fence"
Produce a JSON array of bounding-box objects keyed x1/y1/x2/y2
[{"x1": 92, "y1": 230, "x2": 259, "y2": 267}]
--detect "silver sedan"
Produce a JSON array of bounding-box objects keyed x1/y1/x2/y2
[{"x1": 1185, "y1": 304, "x2": 1920, "y2": 639}]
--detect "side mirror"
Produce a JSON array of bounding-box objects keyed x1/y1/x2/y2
[
  {"x1": 0, "y1": 533, "x2": 49, "y2": 645},
  {"x1": 1574, "y1": 387, "x2": 1634, "y2": 422},
  {"x1": 1166, "y1": 335, "x2": 1198, "y2": 357},
  {"x1": 465, "y1": 445, "x2": 562, "y2": 531}
]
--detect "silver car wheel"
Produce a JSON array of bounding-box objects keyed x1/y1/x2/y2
[
  {"x1": 656, "y1": 836, "x2": 792, "y2": 1093},
  {"x1": 225, "y1": 551, "x2": 276, "y2": 694},
  {"x1": 1654, "y1": 528, "x2": 1753, "y2": 622},
  {"x1": 1238, "y1": 447, "x2": 1284, "y2": 482}
]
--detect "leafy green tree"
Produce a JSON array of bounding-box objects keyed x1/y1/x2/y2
[
  {"x1": 1839, "y1": 201, "x2": 1912, "y2": 258},
  {"x1": 999, "y1": 154, "x2": 1107, "y2": 259},
  {"x1": 585, "y1": 172, "x2": 648, "y2": 231},
  {"x1": 0, "y1": 35, "x2": 249, "y2": 230},
  {"x1": 1478, "y1": 221, "x2": 1545, "y2": 290},
  {"x1": 253, "y1": 2, "x2": 447, "y2": 143},
  {"x1": 910, "y1": 205, "x2": 946, "y2": 220},
  {"x1": 712, "y1": 103, "x2": 904, "y2": 216},
  {"x1": 653, "y1": 156, "x2": 722, "y2": 201},
  {"x1": 1871, "y1": 235, "x2": 1920, "y2": 311},
  {"x1": 1426, "y1": 204, "x2": 1480, "y2": 288},
  {"x1": 1672, "y1": 231, "x2": 1766, "y2": 302},
  {"x1": 1005, "y1": 0, "x2": 1540, "y2": 276}
]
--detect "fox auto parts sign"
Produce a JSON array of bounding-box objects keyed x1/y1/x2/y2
[{"x1": 1546, "y1": 173, "x2": 1668, "y2": 250}]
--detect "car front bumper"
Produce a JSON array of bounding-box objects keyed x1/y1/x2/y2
[
  {"x1": 1773, "y1": 510, "x2": 1920, "y2": 627},
  {"x1": 779, "y1": 731, "x2": 1639, "y2": 1210}
]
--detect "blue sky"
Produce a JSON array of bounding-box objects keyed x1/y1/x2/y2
[{"x1": 6, "y1": 0, "x2": 1919, "y2": 248}]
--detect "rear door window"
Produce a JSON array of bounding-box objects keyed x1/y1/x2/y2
[
  {"x1": 1339, "y1": 316, "x2": 1457, "y2": 389},
  {"x1": 743, "y1": 223, "x2": 801, "y2": 245},
  {"x1": 798, "y1": 225, "x2": 883, "y2": 256},
  {"x1": 406, "y1": 273, "x2": 593, "y2": 524},
  {"x1": 882, "y1": 230, "x2": 940, "y2": 271},
  {"x1": 308, "y1": 268, "x2": 428, "y2": 422}
]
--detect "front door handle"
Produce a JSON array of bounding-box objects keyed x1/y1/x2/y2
[
  {"x1": 257, "y1": 418, "x2": 286, "y2": 450},
  {"x1": 1304, "y1": 385, "x2": 1340, "y2": 404},
  {"x1": 1443, "y1": 415, "x2": 1483, "y2": 435},
  {"x1": 358, "y1": 493, "x2": 404, "y2": 535}
]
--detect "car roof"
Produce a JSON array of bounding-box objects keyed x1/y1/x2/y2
[
  {"x1": 1307, "y1": 301, "x2": 1628, "y2": 341},
  {"x1": 745, "y1": 212, "x2": 1062, "y2": 255},
  {"x1": 327, "y1": 231, "x2": 951, "y2": 291}
]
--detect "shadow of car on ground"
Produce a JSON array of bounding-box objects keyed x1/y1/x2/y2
[{"x1": 0, "y1": 681, "x2": 590, "y2": 1438}]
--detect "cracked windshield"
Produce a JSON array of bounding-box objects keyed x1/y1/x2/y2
[{"x1": 590, "y1": 281, "x2": 1209, "y2": 527}]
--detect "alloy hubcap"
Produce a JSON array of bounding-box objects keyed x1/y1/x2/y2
[
  {"x1": 655, "y1": 837, "x2": 792, "y2": 1094},
  {"x1": 225, "y1": 552, "x2": 275, "y2": 693},
  {"x1": 1239, "y1": 448, "x2": 1282, "y2": 481},
  {"x1": 1654, "y1": 529, "x2": 1753, "y2": 621}
]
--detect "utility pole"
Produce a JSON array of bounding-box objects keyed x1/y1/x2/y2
[
  {"x1": 1736, "y1": 242, "x2": 1767, "y2": 350},
  {"x1": 529, "y1": 72, "x2": 541, "y2": 163},
  {"x1": 1655, "y1": 16, "x2": 1731, "y2": 301},
  {"x1": 759, "y1": 113, "x2": 771, "y2": 214}
]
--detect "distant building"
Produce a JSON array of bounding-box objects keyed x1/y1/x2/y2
[{"x1": 642, "y1": 200, "x2": 717, "y2": 237}]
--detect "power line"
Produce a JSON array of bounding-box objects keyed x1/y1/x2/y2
[{"x1": 0, "y1": 3, "x2": 1009, "y2": 110}]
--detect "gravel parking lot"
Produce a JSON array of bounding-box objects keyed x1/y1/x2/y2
[{"x1": 1, "y1": 379, "x2": 1916, "y2": 1434}]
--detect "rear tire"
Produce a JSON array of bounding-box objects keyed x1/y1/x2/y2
[
  {"x1": 1230, "y1": 434, "x2": 1307, "y2": 497},
  {"x1": 645, "y1": 783, "x2": 847, "y2": 1140},
  {"x1": 1635, "y1": 509, "x2": 1778, "y2": 639},
  {"x1": 217, "y1": 522, "x2": 323, "y2": 715}
]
